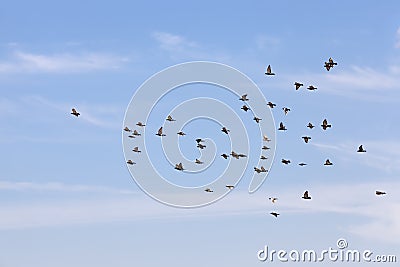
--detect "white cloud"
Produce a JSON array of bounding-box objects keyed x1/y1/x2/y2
[
  {"x1": 152, "y1": 32, "x2": 198, "y2": 52},
  {"x1": 0, "y1": 50, "x2": 129, "y2": 73}
]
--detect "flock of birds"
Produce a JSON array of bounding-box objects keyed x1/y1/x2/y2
[{"x1": 70, "y1": 57, "x2": 387, "y2": 216}]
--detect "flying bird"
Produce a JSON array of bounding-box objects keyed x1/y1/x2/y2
[
  {"x1": 254, "y1": 166, "x2": 267, "y2": 173},
  {"x1": 175, "y1": 163, "x2": 184, "y2": 171},
  {"x1": 205, "y1": 188, "x2": 213, "y2": 193},
  {"x1": 270, "y1": 212, "x2": 280, "y2": 217},
  {"x1": 124, "y1": 126, "x2": 131, "y2": 132},
  {"x1": 177, "y1": 131, "x2": 186, "y2": 136},
  {"x1": 321, "y1": 119, "x2": 332, "y2": 130},
  {"x1": 302, "y1": 190, "x2": 312, "y2": 200},
  {"x1": 197, "y1": 143, "x2": 206, "y2": 149},
  {"x1": 253, "y1": 116, "x2": 262, "y2": 123},
  {"x1": 126, "y1": 160, "x2": 136, "y2": 165},
  {"x1": 263, "y1": 135, "x2": 271, "y2": 142},
  {"x1": 307, "y1": 122, "x2": 315, "y2": 129},
  {"x1": 156, "y1": 127, "x2": 166, "y2": 137},
  {"x1": 133, "y1": 130, "x2": 141, "y2": 136},
  {"x1": 294, "y1": 82, "x2": 304, "y2": 90},
  {"x1": 136, "y1": 122, "x2": 145, "y2": 127},
  {"x1": 298, "y1": 162, "x2": 307, "y2": 166},
  {"x1": 282, "y1": 107, "x2": 291, "y2": 115},
  {"x1": 260, "y1": 155, "x2": 268, "y2": 160},
  {"x1": 265, "y1": 65, "x2": 275, "y2": 75},
  {"x1": 196, "y1": 138, "x2": 205, "y2": 143},
  {"x1": 267, "y1": 101, "x2": 276, "y2": 108},
  {"x1": 278, "y1": 122, "x2": 287, "y2": 131},
  {"x1": 221, "y1": 153, "x2": 229, "y2": 159},
  {"x1": 324, "y1": 159, "x2": 333, "y2": 166},
  {"x1": 128, "y1": 134, "x2": 135, "y2": 138},
  {"x1": 239, "y1": 94, "x2": 249, "y2": 101},
  {"x1": 221, "y1": 127, "x2": 230, "y2": 134},
  {"x1": 281, "y1": 159, "x2": 291, "y2": 165},
  {"x1": 302, "y1": 136, "x2": 311, "y2": 143},
  {"x1": 226, "y1": 185, "x2": 235, "y2": 190},
  {"x1": 195, "y1": 159, "x2": 203, "y2": 164},
  {"x1": 132, "y1": 147, "x2": 141, "y2": 153},
  {"x1": 230, "y1": 151, "x2": 240, "y2": 159},
  {"x1": 269, "y1": 197, "x2": 278, "y2": 203},
  {"x1": 71, "y1": 108, "x2": 80, "y2": 117},
  {"x1": 307, "y1": 85, "x2": 317, "y2": 91},
  {"x1": 357, "y1": 145, "x2": 366, "y2": 153},
  {"x1": 166, "y1": 115, "x2": 176, "y2": 122},
  {"x1": 241, "y1": 105, "x2": 250, "y2": 112},
  {"x1": 262, "y1": 145, "x2": 270, "y2": 150},
  {"x1": 375, "y1": 190, "x2": 386, "y2": 196},
  {"x1": 324, "y1": 57, "x2": 337, "y2": 71}
]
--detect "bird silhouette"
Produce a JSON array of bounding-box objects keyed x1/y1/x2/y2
[
  {"x1": 254, "y1": 167, "x2": 262, "y2": 173},
  {"x1": 324, "y1": 159, "x2": 333, "y2": 166},
  {"x1": 123, "y1": 126, "x2": 131, "y2": 132},
  {"x1": 281, "y1": 159, "x2": 291, "y2": 164},
  {"x1": 128, "y1": 135, "x2": 135, "y2": 138},
  {"x1": 278, "y1": 122, "x2": 287, "y2": 131},
  {"x1": 133, "y1": 130, "x2": 141, "y2": 136},
  {"x1": 263, "y1": 135, "x2": 271, "y2": 142},
  {"x1": 294, "y1": 82, "x2": 304, "y2": 90},
  {"x1": 177, "y1": 131, "x2": 186, "y2": 136},
  {"x1": 230, "y1": 151, "x2": 240, "y2": 159},
  {"x1": 302, "y1": 190, "x2": 312, "y2": 200},
  {"x1": 321, "y1": 119, "x2": 331, "y2": 130},
  {"x1": 174, "y1": 163, "x2": 184, "y2": 171},
  {"x1": 357, "y1": 145, "x2": 366, "y2": 153},
  {"x1": 132, "y1": 147, "x2": 141, "y2": 153},
  {"x1": 307, "y1": 85, "x2": 317, "y2": 91},
  {"x1": 270, "y1": 212, "x2": 280, "y2": 217},
  {"x1": 241, "y1": 105, "x2": 250, "y2": 112},
  {"x1": 126, "y1": 160, "x2": 136, "y2": 165},
  {"x1": 136, "y1": 122, "x2": 145, "y2": 127},
  {"x1": 156, "y1": 127, "x2": 166, "y2": 136},
  {"x1": 71, "y1": 108, "x2": 80, "y2": 117},
  {"x1": 298, "y1": 162, "x2": 307, "y2": 166},
  {"x1": 197, "y1": 143, "x2": 206, "y2": 149},
  {"x1": 205, "y1": 188, "x2": 213, "y2": 193},
  {"x1": 262, "y1": 145, "x2": 270, "y2": 150},
  {"x1": 307, "y1": 122, "x2": 315, "y2": 129},
  {"x1": 196, "y1": 138, "x2": 205, "y2": 143},
  {"x1": 221, "y1": 153, "x2": 229, "y2": 159},
  {"x1": 239, "y1": 94, "x2": 249, "y2": 101},
  {"x1": 375, "y1": 190, "x2": 386, "y2": 195},
  {"x1": 269, "y1": 197, "x2": 278, "y2": 203},
  {"x1": 267, "y1": 101, "x2": 276, "y2": 108},
  {"x1": 221, "y1": 127, "x2": 230, "y2": 134},
  {"x1": 265, "y1": 65, "x2": 275, "y2": 75},
  {"x1": 226, "y1": 185, "x2": 235, "y2": 190},
  {"x1": 302, "y1": 136, "x2": 311, "y2": 143},
  {"x1": 324, "y1": 57, "x2": 337, "y2": 71},
  {"x1": 166, "y1": 115, "x2": 176, "y2": 122},
  {"x1": 195, "y1": 159, "x2": 203, "y2": 164},
  {"x1": 260, "y1": 155, "x2": 268, "y2": 160},
  {"x1": 254, "y1": 116, "x2": 262, "y2": 123},
  {"x1": 282, "y1": 107, "x2": 291, "y2": 115}
]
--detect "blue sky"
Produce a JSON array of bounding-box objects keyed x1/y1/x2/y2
[{"x1": 1, "y1": 0, "x2": 400, "y2": 266}]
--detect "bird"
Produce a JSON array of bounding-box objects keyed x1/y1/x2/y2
[
  {"x1": 221, "y1": 127, "x2": 230, "y2": 134},
  {"x1": 269, "y1": 197, "x2": 278, "y2": 203},
  {"x1": 321, "y1": 119, "x2": 331, "y2": 130},
  {"x1": 270, "y1": 212, "x2": 280, "y2": 217},
  {"x1": 205, "y1": 188, "x2": 213, "y2": 193},
  {"x1": 282, "y1": 107, "x2": 291, "y2": 115},
  {"x1": 294, "y1": 82, "x2": 304, "y2": 90},
  {"x1": 324, "y1": 159, "x2": 333, "y2": 166},
  {"x1": 281, "y1": 159, "x2": 291, "y2": 164},
  {"x1": 177, "y1": 131, "x2": 186, "y2": 136},
  {"x1": 128, "y1": 134, "x2": 135, "y2": 138},
  {"x1": 71, "y1": 108, "x2": 80, "y2": 117},
  {"x1": 357, "y1": 145, "x2": 366, "y2": 153},
  {"x1": 238, "y1": 153, "x2": 247, "y2": 158},
  {"x1": 253, "y1": 116, "x2": 262, "y2": 123},
  {"x1": 260, "y1": 155, "x2": 268, "y2": 160},
  {"x1": 195, "y1": 159, "x2": 203, "y2": 164},
  {"x1": 175, "y1": 163, "x2": 184, "y2": 171},
  {"x1": 254, "y1": 167, "x2": 262, "y2": 173},
  {"x1": 324, "y1": 57, "x2": 337, "y2": 71},
  {"x1": 263, "y1": 135, "x2": 271, "y2": 142},
  {"x1": 239, "y1": 94, "x2": 249, "y2": 101},
  {"x1": 262, "y1": 145, "x2": 270, "y2": 150},
  {"x1": 230, "y1": 151, "x2": 240, "y2": 159},
  {"x1": 226, "y1": 185, "x2": 235, "y2": 190},
  {"x1": 132, "y1": 147, "x2": 141, "y2": 153},
  {"x1": 267, "y1": 101, "x2": 276, "y2": 108},
  {"x1": 307, "y1": 85, "x2": 317, "y2": 91},
  {"x1": 156, "y1": 127, "x2": 166, "y2": 136},
  {"x1": 126, "y1": 160, "x2": 136, "y2": 165},
  {"x1": 302, "y1": 190, "x2": 312, "y2": 200},
  {"x1": 221, "y1": 153, "x2": 229, "y2": 159},
  {"x1": 324, "y1": 62, "x2": 332, "y2": 71},
  {"x1": 196, "y1": 138, "x2": 205, "y2": 143},
  {"x1": 307, "y1": 122, "x2": 315, "y2": 129},
  {"x1": 302, "y1": 136, "x2": 311, "y2": 143},
  {"x1": 166, "y1": 115, "x2": 176, "y2": 122},
  {"x1": 197, "y1": 143, "x2": 206, "y2": 149},
  {"x1": 136, "y1": 122, "x2": 145, "y2": 127},
  {"x1": 278, "y1": 122, "x2": 287, "y2": 131},
  {"x1": 241, "y1": 105, "x2": 250, "y2": 112},
  {"x1": 123, "y1": 126, "x2": 131, "y2": 132},
  {"x1": 265, "y1": 65, "x2": 275, "y2": 75},
  {"x1": 133, "y1": 130, "x2": 141, "y2": 136},
  {"x1": 298, "y1": 162, "x2": 307, "y2": 166},
  {"x1": 375, "y1": 190, "x2": 386, "y2": 196},
  {"x1": 260, "y1": 166, "x2": 268, "y2": 172}
]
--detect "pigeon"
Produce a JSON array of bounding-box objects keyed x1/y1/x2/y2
[
  {"x1": 307, "y1": 123, "x2": 315, "y2": 129},
  {"x1": 307, "y1": 85, "x2": 317, "y2": 91},
  {"x1": 267, "y1": 101, "x2": 276, "y2": 108},
  {"x1": 239, "y1": 94, "x2": 249, "y2": 101},
  {"x1": 205, "y1": 188, "x2": 213, "y2": 193},
  {"x1": 254, "y1": 167, "x2": 262, "y2": 173},
  {"x1": 302, "y1": 190, "x2": 312, "y2": 200},
  {"x1": 226, "y1": 185, "x2": 235, "y2": 190},
  {"x1": 197, "y1": 143, "x2": 206, "y2": 149},
  {"x1": 263, "y1": 135, "x2": 271, "y2": 142},
  {"x1": 71, "y1": 108, "x2": 80, "y2": 117},
  {"x1": 324, "y1": 159, "x2": 333, "y2": 166},
  {"x1": 324, "y1": 57, "x2": 337, "y2": 71},
  {"x1": 221, "y1": 127, "x2": 230, "y2": 134},
  {"x1": 126, "y1": 160, "x2": 136, "y2": 165},
  {"x1": 265, "y1": 65, "x2": 275, "y2": 75},
  {"x1": 174, "y1": 163, "x2": 184, "y2": 171},
  {"x1": 253, "y1": 116, "x2": 262, "y2": 123},
  {"x1": 298, "y1": 162, "x2": 307, "y2": 166},
  {"x1": 133, "y1": 130, "x2": 141, "y2": 136},
  {"x1": 281, "y1": 159, "x2": 291, "y2": 164},
  {"x1": 196, "y1": 138, "x2": 205, "y2": 143},
  {"x1": 357, "y1": 145, "x2": 366, "y2": 153},
  {"x1": 230, "y1": 151, "x2": 240, "y2": 159},
  {"x1": 302, "y1": 136, "x2": 311, "y2": 143},
  {"x1": 195, "y1": 159, "x2": 203, "y2": 164},
  {"x1": 221, "y1": 153, "x2": 229, "y2": 159},
  {"x1": 269, "y1": 197, "x2": 278, "y2": 203},
  {"x1": 136, "y1": 122, "x2": 145, "y2": 127},
  {"x1": 282, "y1": 107, "x2": 291, "y2": 115},
  {"x1": 270, "y1": 212, "x2": 280, "y2": 217},
  {"x1": 278, "y1": 122, "x2": 287, "y2": 131},
  {"x1": 123, "y1": 126, "x2": 131, "y2": 132},
  {"x1": 132, "y1": 147, "x2": 141, "y2": 153},
  {"x1": 241, "y1": 105, "x2": 250, "y2": 112},
  {"x1": 166, "y1": 115, "x2": 176, "y2": 122},
  {"x1": 260, "y1": 166, "x2": 268, "y2": 172},
  {"x1": 260, "y1": 155, "x2": 268, "y2": 160},
  {"x1": 177, "y1": 131, "x2": 186, "y2": 136},
  {"x1": 321, "y1": 119, "x2": 331, "y2": 130},
  {"x1": 294, "y1": 82, "x2": 304, "y2": 90},
  {"x1": 375, "y1": 190, "x2": 386, "y2": 196},
  {"x1": 156, "y1": 127, "x2": 166, "y2": 137},
  {"x1": 262, "y1": 145, "x2": 270, "y2": 150}
]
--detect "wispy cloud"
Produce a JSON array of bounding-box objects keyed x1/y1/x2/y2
[
  {"x1": 0, "y1": 50, "x2": 129, "y2": 74},
  {"x1": 152, "y1": 32, "x2": 198, "y2": 53},
  {"x1": 395, "y1": 27, "x2": 400, "y2": 48}
]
